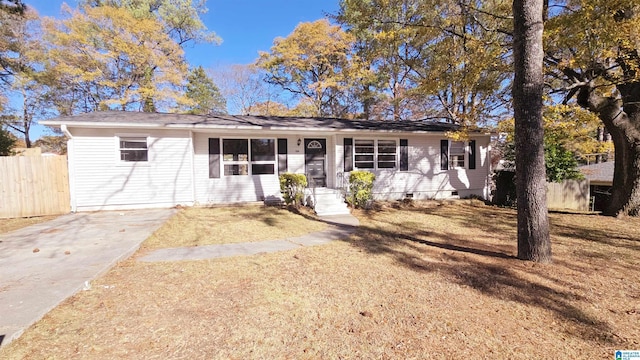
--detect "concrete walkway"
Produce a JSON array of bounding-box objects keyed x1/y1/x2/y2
[
  {"x1": 0, "y1": 209, "x2": 176, "y2": 348},
  {"x1": 138, "y1": 213, "x2": 360, "y2": 263}
]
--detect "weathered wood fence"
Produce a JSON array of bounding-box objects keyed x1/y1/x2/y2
[
  {"x1": 0, "y1": 155, "x2": 70, "y2": 218},
  {"x1": 547, "y1": 179, "x2": 589, "y2": 211}
]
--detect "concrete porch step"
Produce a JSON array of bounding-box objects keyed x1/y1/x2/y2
[{"x1": 309, "y1": 188, "x2": 350, "y2": 216}]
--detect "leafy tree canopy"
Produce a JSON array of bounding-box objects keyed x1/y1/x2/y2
[
  {"x1": 184, "y1": 66, "x2": 226, "y2": 115},
  {"x1": 81, "y1": 0, "x2": 219, "y2": 45},
  {"x1": 499, "y1": 105, "x2": 599, "y2": 182},
  {"x1": 545, "y1": 0, "x2": 640, "y2": 215},
  {"x1": 42, "y1": 4, "x2": 189, "y2": 112},
  {"x1": 0, "y1": 124, "x2": 16, "y2": 155},
  {"x1": 257, "y1": 19, "x2": 360, "y2": 117},
  {"x1": 336, "y1": 0, "x2": 512, "y2": 125}
]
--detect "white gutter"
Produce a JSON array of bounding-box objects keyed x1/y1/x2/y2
[{"x1": 61, "y1": 125, "x2": 77, "y2": 213}]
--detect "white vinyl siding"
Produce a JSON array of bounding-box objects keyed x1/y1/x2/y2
[
  {"x1": 194, "y1": 133, "x2": 281, "y2": 204},
  {"x1": 335, "y1": 135, "x2": 491, "y2": 200},
  {"x1": 66, "y1": 128, "x2": 492, "y2": 211},
  {"x1": 68, "y1": 128, "x2": 193, "y2": 211}
]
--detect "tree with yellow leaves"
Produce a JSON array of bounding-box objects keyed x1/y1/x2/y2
[
  {"x1": 41, "y1": 4, "x2": 189, "y2": 113},
  {"x1": 499, "y1": 105, "x2": 609, "y2": 181},
  {"x1": 545, "y1": 0, "x2": 640, "y2": 216},
  {"x1": 0, "y1": 5, "x2": 53, "y2": 147},
  {"x1": 0, "y1": 0, "x2": 27, "y2": 110},
  {"x1": 336, "y1": 0, "x2": 512, "y2": 125},
  {"x1": 257, "y1": 19, "x2": 361, "y2": 117}
]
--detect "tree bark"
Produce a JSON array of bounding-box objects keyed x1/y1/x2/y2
[
  {"x1": 512, "y1": 0, "x2": 552, "y2": 262},
  {"x1": 577, "y1": 82, "x2": 640, "y2": 216}
]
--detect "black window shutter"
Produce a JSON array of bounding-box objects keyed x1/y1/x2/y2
[
  {"x1": 278, "y1": 138, "x2": 287, "y2": 174},
  {"x1": 440, "y1": 139, "x2": 449, "y2": 170},
  {"x1": 469, "y1": 140, "x2": 476, "y2": 170},
  {"x1": 344, "y1": 138, "x2": 353, "y2": 172},
  {"x1": 400, "y1": 139, "x2": 408, "y2": 171},
  {"x1": 209, "y1": 138, "x2": 221, "y2": 178}
]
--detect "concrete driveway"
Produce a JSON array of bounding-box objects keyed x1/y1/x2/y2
[{"x1": 0, "y1": 208, "x2": 175, "y2": 348}]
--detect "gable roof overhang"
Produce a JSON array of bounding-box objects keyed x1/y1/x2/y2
[{"x1": 40, "y1": 111, "x2": 491, "y2": 136}]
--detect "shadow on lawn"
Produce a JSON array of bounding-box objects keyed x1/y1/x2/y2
[
  {"x1": 343, "y1": 204, "x2": 620, "y2": 346},
  {"x1": 550, "y1": 220, "x2": 640, "y2": 252}
]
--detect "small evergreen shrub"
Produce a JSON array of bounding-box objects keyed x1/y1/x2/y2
[
  {"x1": 492, "y1": 170, "x2": 516, "y2": 207},
  {"x1": 347, "y1": 170, "x2": 376, "y2": 208},
  {"x1": 279, "y1": 173, "x2": 307, "y2": 207}
]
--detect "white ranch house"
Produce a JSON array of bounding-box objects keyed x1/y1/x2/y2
[{"x1": 41, "y1": 111, "x2": 492, "y2": 215}]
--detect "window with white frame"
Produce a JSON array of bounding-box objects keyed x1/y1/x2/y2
[
  {"x1": 354, "y1": 139, "x2": 375, "y2": 169},
  {"x1": 377, "y1": 140, "x2": 397, "y2": 168},
  {"x1": 449, "y1": 141, "x2": 466, "y2": 168},
  {"x1": 223, "y1": 139, "x2": 249, "y2": 175},
  {"x1": 354, "y1": 139, "x2": 397, "y2": 170},
  {"x1": 222, "y1": 138, "x2": 276, "y2": 176},
  {"x1": 119, "y1": 136, "x2": 148, "y2": 162},
  {"x1": 250, "y1": 138, "x2": 275, "y2": 175}
]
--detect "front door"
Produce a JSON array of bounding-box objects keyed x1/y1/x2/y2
[{"x1": 304, "y1": 138, "x2": 326, "y2": 187}]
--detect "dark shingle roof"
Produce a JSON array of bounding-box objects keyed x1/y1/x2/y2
[
  {"x1": 40, "y1": 111, "x2": 465, "y2": 133},
  {"x1": 579, "y1": 161, "x2": 614, "y2": 184}
]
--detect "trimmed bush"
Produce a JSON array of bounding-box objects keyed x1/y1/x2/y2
[
  {"x1": 279, "y1": 173, "x2": 307, "y2": 207},
  {"x1": 347, "y1": 170, "x2": 376, "y2": 208}
]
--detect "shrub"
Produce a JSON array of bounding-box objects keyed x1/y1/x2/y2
[
  {"x1": 279, "y1": 173, "x2": 307, "y2": 207},
  {"x1": 347, "y1": 170, "x2": 376, "y2": 208},
  {"x1": 492, "y1": 170, "x2": 516, "y2": 207}
]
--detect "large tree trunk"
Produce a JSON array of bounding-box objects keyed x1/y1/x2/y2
[
  {"x1": 577, "y1": 82, "x2": 640, "y2": 216},
  {"x1": 512, "y1": 0, "x2": 552, "y2": 262}
]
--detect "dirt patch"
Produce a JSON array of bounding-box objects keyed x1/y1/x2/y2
[{"x1": 1, "y1": 203, "x2": 638, "y2": 359}]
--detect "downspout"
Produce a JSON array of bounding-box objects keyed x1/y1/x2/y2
[
  {"x1": 61, "y1": 124, "x2": 77, "y2": 213},
  {"x1": 189, "y1": 130, "x2": 196, "y2": 206},
  {"x1": 487, "y1": 136, "x2": 493, "y2": 201}
]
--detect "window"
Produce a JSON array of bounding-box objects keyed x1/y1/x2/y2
[
  {"x1": 221, "y1": 138, "x2": 276, "y2": 176},
  {"x1": 223, "y1": 139, "x2": 248, "y2": 175},
  {"x1": 377, "y1": 140, "x2": 397, "y2": 169},
  {"x1": 354, "y1": 139, "x2": 374, "y2": 169},
  {"x1": 250, "y1": 139, "x2": 275, "y2": 175},
  {"x1": 449, "y1": 141, "x2": 465, "y2": 168},
  {"x1": 354, "y1": 139, "x2": 397, "y2": 170},
  {"x1": 119, "y1": 136, "x2": 148, "y2": 162}
]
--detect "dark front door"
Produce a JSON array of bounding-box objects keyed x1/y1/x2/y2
[{"x1": 305, "y1": 138, "x2": 326, "y2": 187}]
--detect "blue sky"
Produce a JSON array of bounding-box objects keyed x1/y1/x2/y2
[
  {"x1": 27, "y1": 0, "x2": 339, "y2": 68},
  {"x1": 22, "y1": 0, "x2": 340, "y2": 139}
]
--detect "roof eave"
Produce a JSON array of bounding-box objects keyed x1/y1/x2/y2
[{"x1": 39, "y1": 121, "x2": 461, "y2": 134}]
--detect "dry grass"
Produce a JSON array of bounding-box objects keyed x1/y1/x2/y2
[
  {"x1": 2, "y1": 202, "x2": 639, "y2": 359},
  {"x1": 0, "y1": 215, "x2": 58, "y2": 234},
  {"x1": 141, "y1": 205, "x2": 327, "y2": 249}
]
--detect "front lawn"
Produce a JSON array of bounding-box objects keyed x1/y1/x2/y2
[
  {"x1": 141, "y1": 205, "x2": 327, "y2": 249},
  {"x1": 1, "y1": 202, "x2": 638, "y2": 359}
]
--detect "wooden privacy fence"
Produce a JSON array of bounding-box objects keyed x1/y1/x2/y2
[
  {"x1": 0, "y1": 155, "x2": 70, "y2": 218},
  {"x1": 547, "y1": 179, "x2": 589, "y2": 211}
]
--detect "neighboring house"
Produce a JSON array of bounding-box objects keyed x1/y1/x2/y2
[
  {"x1": 41, "y1": 111, "x2": 493, "y2": 213},
  {"x1": 579, "y1": 161, "x2": 614, "y2": 211}
]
